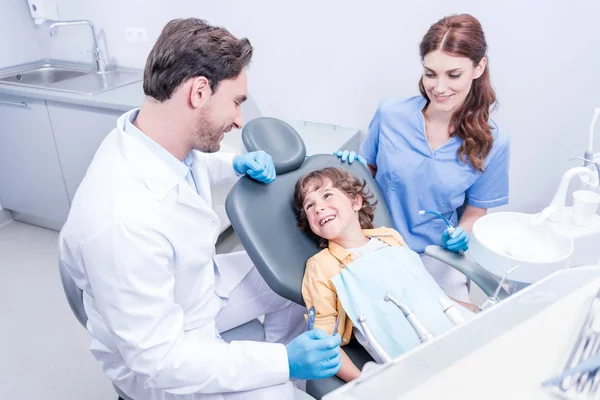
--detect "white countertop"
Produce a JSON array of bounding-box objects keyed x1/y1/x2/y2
[{"x1": 0, "y1": 75, "x2": 144, "y2": 112}]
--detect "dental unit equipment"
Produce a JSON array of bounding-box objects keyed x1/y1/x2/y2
[
  {"x1": 585, "y1": 108, "x2": 600, "y2": 167},
  {"x1": 307, "y1": 306, "x2": 316, "y2": 330},
  {"x1": 332, "y1": 313, "x2": 341, "y2": 336},
  {"x1": 533, "y1": 167, "x2": 598, "y2": 225},
  {"x1": 480, "y1": 265, "x2": 520, "y2": 311},
  {"x1": 396, "y1": 261, "x2": 468, "y2": 326},
  {"x1": 543, "y1": 290, "x2": 600, "y2": 397},
  {"x1": 578, "y1": 108, "x2": 600, "y2": 193},
  {"x1": 357, "y1": 314, "x2": 393, "y2": 363},
  {"x1": 384, "y1": 293, "x2": 434, "y2": 343},
  {"x1": 527, "y1": 161, "x2": 600, "y2": 268},
  {"x1": 419, "y1": 210, "x2": 455, "y2": 233},
  {"x1": 307, "y1": 306, "x2": 341, "y2": 336},
  {"x1": 438, "y1": 297, "x2": 466, "y2": 326},
  {"x1": 419, "y1": 209, "x2": 468, "y2": 285}
]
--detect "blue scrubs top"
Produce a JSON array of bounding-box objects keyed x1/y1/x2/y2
[{"x1": 361, "y1": 96, "x2": 510, "y2": 253}]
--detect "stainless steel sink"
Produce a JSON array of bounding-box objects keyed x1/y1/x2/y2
[
  {"x1": 0, "y1": 66, "x2": 89, "y2": 85},
  {"x1": 0, "y1": 61, "x2": 142, "y2": 95}
]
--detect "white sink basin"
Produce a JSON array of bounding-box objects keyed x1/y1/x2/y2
[{"x1": 469, "y1": 212, "x2": 574, "y2": 284}]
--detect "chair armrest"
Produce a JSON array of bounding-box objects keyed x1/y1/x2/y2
[{"x1": 424, "y1": 245, "x2": 508, "y2": 300}]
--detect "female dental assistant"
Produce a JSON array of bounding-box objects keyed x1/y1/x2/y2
[{"x1": 340, "y1": 14, "x2": 509, "y2": 301}]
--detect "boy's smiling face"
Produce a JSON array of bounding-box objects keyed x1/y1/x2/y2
[{"x1": 302, "y1": 179, "x2": 363, "y2": 242}]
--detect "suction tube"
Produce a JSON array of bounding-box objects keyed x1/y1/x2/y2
[{"x1": 419, "y1": 210, "x2": 454, "y2": 232}]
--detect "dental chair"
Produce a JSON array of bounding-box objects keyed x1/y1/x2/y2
[{"x1": 225, "y1": 117, "x2": 508, "y2": 399}]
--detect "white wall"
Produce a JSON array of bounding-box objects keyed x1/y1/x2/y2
[
  {"x1": 10, "y1": 0, "x2": 600, "y2": 214},
  {"x1": 0, "y1": 1, "x2": 48, "y2": 68}
]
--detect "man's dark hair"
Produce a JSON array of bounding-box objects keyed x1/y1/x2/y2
[{"x1": 143, "y1": 18, "x2": 253, "y2": 101}]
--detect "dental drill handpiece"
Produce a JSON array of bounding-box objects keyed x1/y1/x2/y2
[
  {"x1": 384, "y1": 293, "x2": 434, "y2": 343},
  {"x1": 357, "y1": 314, "x2": 393, "y2": 363}
]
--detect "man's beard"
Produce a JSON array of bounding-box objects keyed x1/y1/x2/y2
[{"x1": 194, "y1": 114, "x2": 223, "y2": 153}]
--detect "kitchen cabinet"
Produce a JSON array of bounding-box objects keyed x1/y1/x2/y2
[
  {"x1": 47, "y1": 102, "x2": 122, "y2": 202},
  {"x1": 0, "y1": 95, "x2": 70, "y2": 230}
]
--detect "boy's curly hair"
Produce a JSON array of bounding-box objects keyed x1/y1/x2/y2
[{"x1": 293, "y1": 167, "x2": 377, "y2": 248}]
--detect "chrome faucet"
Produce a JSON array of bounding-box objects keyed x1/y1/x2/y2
[{"x1": 49, "y1": 20, "x2": 106, "y2": 74}]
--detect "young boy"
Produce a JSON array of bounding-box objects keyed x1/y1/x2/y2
[{"x1": 294, "y1": 167, "x2": 477, "y2": 382}]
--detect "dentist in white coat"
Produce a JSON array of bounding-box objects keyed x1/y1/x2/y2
[{"x1": 58, "y1": 18, "x2": 342, "y2": 400}]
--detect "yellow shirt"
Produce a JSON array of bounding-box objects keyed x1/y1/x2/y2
[{"x1": 301, "y1": 227, "x2": 407, "y2": 346}]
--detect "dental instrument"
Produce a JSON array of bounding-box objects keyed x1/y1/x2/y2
[
  {"x1": 384, "y1": 293, "x2": 434, "y2": 343},
  {"x1": 307, "y1": 306, "x2": 316, "y2": 331},
  {"x1": 333, "y1": 313, "x2": 341, "y2": 336},
  {"x1": 357, "y1": 314, "x2": 393, "y2": 363},
  {"x1": 480, "y1": 265, "x2": 520, "y2": 311},
  {"x1": 543, "y1": 289, "x2": 600, "y2": 396},
  {"x1": 438, "y1": 297, "x2": 467, "y2": 326},
  {"x1": 393, "y1": 258, "x2": 470, "y2": 324},
  {"x1": 544, "y1": 351, "x2": 600, "y2": 389},
  {"x1": 420, "y1": 210, "x2": 469, "y2": 256},
  {"x1": 585, "y1": 108, "x2": 600, "y2": 164},
  {"x1": 419, "y1": 210, "x2": 454, "y2": 233},
  {"x1": 574, "y1": 157, "x2": 600, "y2": 185},
  {"x1": 569, "y1": 297, "x2": 600, "y2": 393},
  {"x1": 535, "y1": 167, "x2": 599, "y2": 225}
]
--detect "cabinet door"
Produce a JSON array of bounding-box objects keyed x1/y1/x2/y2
[
  {"x1": 47, "y1": 102, "x2": 123, "y2": 202},
  {"x1": 0, "y1": 95, "x2": 70, "y2": 227}
]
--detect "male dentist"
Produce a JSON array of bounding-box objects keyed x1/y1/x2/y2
[{"x1": 58, "y1": 18, "x2": 341, "y2": 400}]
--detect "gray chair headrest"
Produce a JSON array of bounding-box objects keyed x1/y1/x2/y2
[{"x1": 242, "y1": 117, "x2": 306, "y2": 175}]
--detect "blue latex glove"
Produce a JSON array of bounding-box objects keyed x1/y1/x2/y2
[
  {"x1": 334, "y1": 150, "x2": 367, "y2": 166},
  {"x1": 441, "y1": 227, "x2": 469, "y2": 253},
  {"x1": 233, "y1": 151, "x2": 276, "y2": 183},
  {"x1": 286, "y1": 329, "x2": 342, "y2": 380}
]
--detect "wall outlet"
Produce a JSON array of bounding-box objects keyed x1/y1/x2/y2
[{"x1": 125, "y1": 27, "x2": 148, "y2": 43}]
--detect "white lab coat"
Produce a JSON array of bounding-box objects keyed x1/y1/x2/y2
[{"x1": 58, "y1": 111, "x2": 289, "y2": 400}]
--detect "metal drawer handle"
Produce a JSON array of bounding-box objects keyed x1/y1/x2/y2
[{"x1": 0, "y1": 99, "x2": 28, "y2": 107}]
